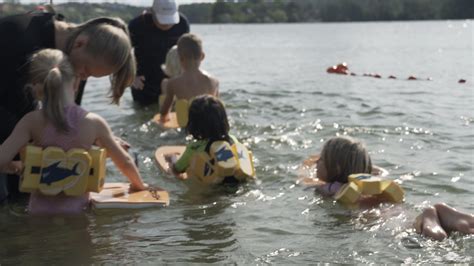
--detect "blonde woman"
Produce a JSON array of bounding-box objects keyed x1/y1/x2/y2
[
  {"x1": 0, "y1": 12, "x2": 136, "y2": 200},
  {"x1": 0, "y1": 49, "x2": 148, "y2": 214}
]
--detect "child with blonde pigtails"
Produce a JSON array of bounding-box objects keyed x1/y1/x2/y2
[{"x1": 0, "y1": 49, "x2": 148, "y2": 215}]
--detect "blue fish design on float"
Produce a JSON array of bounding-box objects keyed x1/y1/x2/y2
[
  {"x1": 40, "y1": 162, "x2": 80, "y2": 185},
  {"x1": 204, "y1": 162, "x2": 214, "y2": 176},
  {"x1": 215, "y1": 147, "x2": 234, "y2": 162}
]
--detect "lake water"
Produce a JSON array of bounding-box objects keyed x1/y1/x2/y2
[{"x1": 1, "y1": 21, "x2": 473, "y2": 264}]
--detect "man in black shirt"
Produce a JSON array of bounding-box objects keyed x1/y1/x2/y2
[{"x1": 129, "y1": 0, "x2": 190, "y2": 106}]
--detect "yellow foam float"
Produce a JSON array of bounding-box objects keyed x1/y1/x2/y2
[
  {"x1": 175, "y1": 99, "x2": 190, "y2": 128},
  {"x1": 187, "y1": 140, "x2": 255, "y2": 184},
  {"x1": 153, "y1": 98, "x2": 190, "y2": 129},
  {"x1": 334, "y1": 173, "x2": 404, "y2": 205},
  {"x1": 20, "y1": 145, "x2": 106, "y2": 196}
]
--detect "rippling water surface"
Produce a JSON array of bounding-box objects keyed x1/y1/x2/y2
[{"x1": 1, "y1": 21, "x2": 473, "y2": 264}]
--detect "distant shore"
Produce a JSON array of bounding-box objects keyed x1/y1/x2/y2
[{"x1": 0, "y1": 1, "x2": 472, "y2": 24}]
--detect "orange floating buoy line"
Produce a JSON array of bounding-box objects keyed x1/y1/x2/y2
[
  {"x1": 326, "y1": 63, "x2": 350, "y2": 75},
  {"x1": 326, "y1": 62, "x2": 466, "y2": 83}
]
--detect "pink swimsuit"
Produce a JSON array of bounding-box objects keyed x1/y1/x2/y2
[
  {"x1": 28, "y1": 105, "x2": 91, "y2": 215},
  {"x1": 316, "y1": 181, "x2": 344, "y2": 197}
]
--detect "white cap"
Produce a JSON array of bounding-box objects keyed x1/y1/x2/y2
[{"x1": 152, "y1": 0, "x2": 180, "y2": 25}]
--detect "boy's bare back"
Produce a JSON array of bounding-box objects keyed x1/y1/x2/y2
[{"x1": 168, "y1": 69, "x2": 219, "y2": 100}]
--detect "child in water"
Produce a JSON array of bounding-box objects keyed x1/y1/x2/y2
[
  {"x1": 160, "y1": 33, "x2": 219, "y2": 123},
  {"x1": 301, "y1": 136, "x2": 473, "y2": 240},
  {"x1": 0, "y1": 49, "x2": 148, "y2": 215},
  {"x1": 166, "y1": 95, "x2": 251, "y2": 183},
  {"x1": 160, "y1": 45, "x2": 181, "y2": 98}
]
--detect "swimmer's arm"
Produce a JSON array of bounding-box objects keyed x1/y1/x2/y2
[
  {"x1": 297, "y1": 176, "x2": 326, "y2": 187},
  {"x1": 160, "y1": 78, "x2": 169, "y2": 95},
  {"x1": 213, "y1": 78, "x2": 220, "y2": 97},
  {"x1": 0, "y1": 113, "x2": 33, "y2": 169},
  {"x1": 165, "y1": 144, "x2": 197, "y2": 180},
  {"x1": 303, "y1": 154, "x2": 320, "y2": 167},
  {"x1": 93, "y1": 114, "x2": 148, "y2": 191},
  {"x1": 165, "y1": 155, "x2": 187, "y2": 180},
  {"x1": 160, "y1": 81, "x2": 175, "y2": 120}
]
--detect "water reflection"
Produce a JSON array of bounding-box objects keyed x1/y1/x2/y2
[
  {"x1": 177, "y1": 185, "x2": 239, "y2": 263},
  {"x1": 0, "y1": 207, "x2": 93, "y2": 265}
]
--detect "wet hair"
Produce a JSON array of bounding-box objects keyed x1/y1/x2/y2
[
  {"x1": 29, "y1": 49, "x2": 75, "y2": 133},
  {"x1": 186, "y1": 95, "x2": 230, "y2": 143},
  {"x1": 320, "y1": 136, "x2": 372, "y2": 183},
  {"x1": 65, "y1": 17, "x2": 136, "y2": 104},
  {"x1": 161, "y1": 45, "x2": 181, "y2": 78},
  {"x1": 177, "y1": 33, "x2": 203, "y2": 63}
]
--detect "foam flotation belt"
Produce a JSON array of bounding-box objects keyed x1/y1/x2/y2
[
  {"x1": 175, "y1": 99, "x2": 190, "y2": 127},
  {"x1": 334, "y1": 173, "x2": 404, "y2": 205},
  {"x1": 158, "y1": 95, "x2": 189, "y2": 128},
  {"x1": 20, "y1": 145, "x2": 106, "y2": 196},
  {"x1": 187, "y1": 140, "x2": 256, "y2": 184}
]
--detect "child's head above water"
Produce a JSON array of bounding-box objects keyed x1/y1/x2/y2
[
  {"x1": 29, "y1": 49, "x2": 75, "y2": 90},
  {"x1": 318, "y1": 136, "x2": 372, "y2": 183},
  {"x1": 29, "y1": 49, "x2": 75, "y2": 132},
  {"x1": 177, "y1": 33, "x2": 203, "y2": 67},
  {"x1": 161, "y1": 45, "x2": 181, "y2": 78},
  {"x1": 186, "y1": 95, "x2": 229, "y2": 142}
]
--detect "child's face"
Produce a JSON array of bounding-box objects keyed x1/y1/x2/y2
[{"x1": 316, "y1": 157, "x2": 328, "y2": 182}]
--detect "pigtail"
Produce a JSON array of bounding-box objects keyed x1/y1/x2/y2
[
  {"x1": 43, "y1": 67, "x2": 68, "y2": 132},
  {"x1": 29, "y1": 49, "x2": 75, "y2": 133}
]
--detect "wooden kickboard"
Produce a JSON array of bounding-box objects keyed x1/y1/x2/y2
[
  {"x1": 90, "y1": 182, "x2": 169, "y2": 209},
  {"x1": 154, "y1": 146, "x2": 186, "y2": 173},
  {"x1": 154, "y1": 146, "x2": 190, "y2": 181}
]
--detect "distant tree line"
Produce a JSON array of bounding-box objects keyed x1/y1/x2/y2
[
  {"x1": 209, "y1": 0, "x2": 473, "y2": 23},
  {"x1": 0, "y1": 0, "x2": 472, "y2": 23}
]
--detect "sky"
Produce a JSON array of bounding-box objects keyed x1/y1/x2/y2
[{"x1": 16, "y1": 0, "x2": 216, "y2": 6}]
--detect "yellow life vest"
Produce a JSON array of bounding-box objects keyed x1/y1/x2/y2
[
  {"x1": 187, "y1": 140, "x2": 256, "y2": 185},
  {"x1": 158, "y1": 95, "x2": 190, "y2": 128},
  {"x1": 334, "y1": 173, "x2": 405, "y2": 205},
  {"x1": 20, "y1": 145, "x2": 106, "y2": 196}
]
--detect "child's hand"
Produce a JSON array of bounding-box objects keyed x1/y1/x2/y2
[
  {"x1": 175, "y1": 173, "x2": 187, "y2": 180},
  {"x1": 114, "y1": 136, "x2": 131, "y2": 151},
  {"x1": 1, "y1": 161, "x2": 23, "y2": 175},
  {"x1": 303, "y1": 155, "x2": 320, "y2": 167},
  {"x1": 164, "y1": 154, "x2": 178, "y2": 164},
  {"x1": 129, "y1": 182, "x2": 149, "y2": 192},
  {"x1": 160, "y1": 114, "x2": 170, "y2": 123},
  {"x1": 132, "y1": 76, "x2": 145, "y2": 90}
]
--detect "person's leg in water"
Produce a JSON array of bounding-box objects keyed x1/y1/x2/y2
[
  {"x1": 414, "y1": 205, "x2": 448, "y2": 241},
  {"x1": 434, "y1": 203, "x2": 474, "y2": 235},
  {"x1": 415, "y1": 203, "x2": 474, "y2": 240}
]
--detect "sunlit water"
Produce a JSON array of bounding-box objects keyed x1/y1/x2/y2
[{"x1": 1, "y1": 21, "x2": 473, "y2": 264}]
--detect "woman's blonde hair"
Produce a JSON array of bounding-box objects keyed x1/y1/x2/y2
[
  {"x1": 161, "y1": 45, "x2": 181, "y2": 78},
  {"x1": 65, "y1": 17, "x2": 136, "y2": 104},
  {"x1": 29, "y1": 49, "x2": 75, "y2": 133},
  {"x1": 320, "y1": 136, "x2": 372, "y2": 183}
]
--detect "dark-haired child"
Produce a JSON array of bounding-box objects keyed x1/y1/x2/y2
[{"x1": 166, "y1": 95, "x2": 252, "y2": 183}]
